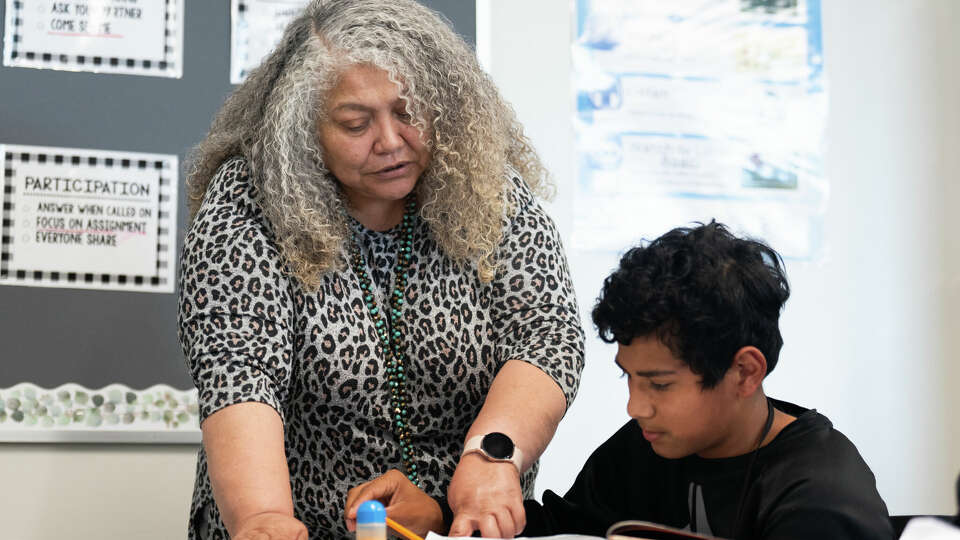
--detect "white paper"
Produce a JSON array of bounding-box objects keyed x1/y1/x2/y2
[
  {"x1": 0, "y1": 144, "x2": 178, "y2": 292},
  {"x1": 11, "y1": 162, "x2": 158, "y2": 276},
  {"x1": 3, "y1": 0, "x2": 185, "y2": 77},
  {"x1": 230, "y1": 0, "x2": 309, "y2": 84},
  {"x1": 900, "y1": 518, "x2": 960, "y2": 540},
  {"x1": 573, "y1": 0, "x2": 827, "y2": 260},
  {"x1": 425, "y1": 533, "x2": 602, "y2": 540}
]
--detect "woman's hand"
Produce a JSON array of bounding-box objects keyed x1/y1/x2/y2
[
  {"x1": 233, "y1": 512, "x2": 308, "y2": 540},
  {"x1": 447, "y1": 453, "x2": 525, "y2": 538},
  {"x1": 447, "y1": 360, "x2": 567, "y2": 538},
  {"x1": 344, "y1": 469, "x2": 445, "y2": 536}
]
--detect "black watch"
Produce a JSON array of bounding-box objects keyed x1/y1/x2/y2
[{"x1": 461, "y1": 432, "x2": 523, "y2": 471}]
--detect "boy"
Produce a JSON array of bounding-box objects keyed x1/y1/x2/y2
[{"x1": 345, "y1": 221, "x2": 893, "y2": 539}]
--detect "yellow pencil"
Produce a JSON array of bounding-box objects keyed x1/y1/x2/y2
[{"x1": 386, "y1": 517, "x2": 425, "y2": 540}]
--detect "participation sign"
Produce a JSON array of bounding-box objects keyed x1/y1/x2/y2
[
  {"x1": 3, "y1": 0, "x2": 184, "y2": 77},
  {"x1": 0, "y1": 144, "x2": 177, "y2": 292}
]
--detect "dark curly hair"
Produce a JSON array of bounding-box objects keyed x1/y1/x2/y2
[{"x1": 591, "y1": 221, "x2": 790, "y2": 388}]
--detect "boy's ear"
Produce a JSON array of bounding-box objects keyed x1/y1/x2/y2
[{"x1": 730, "y1": 346, "x2": 768, "y2": 397}]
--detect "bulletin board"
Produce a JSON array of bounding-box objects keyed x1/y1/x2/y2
[{"x1": 0, "y1": 0, "x2": 476, "y2": 442}]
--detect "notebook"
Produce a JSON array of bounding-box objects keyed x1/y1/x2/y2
[{"x1": 423, "y1": 520, "x2": 721, "y2": 540}]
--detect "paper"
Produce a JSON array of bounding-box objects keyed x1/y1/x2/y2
[
  {"x1": 572, "y1": 0, "x2": 827, "y2": 260},
  {"x1": 425, "y1": 534, "x2": 602, "y2": 540},
  {"x1": 3, "y1": 0, "x2": 185, "y2": 77},
  {"x1": 0, "y1": 144, "x2": 178, "y2": 292},
  {"x1": 421, "y1": 518, "x2": 718, "y2": 540},
  {"x1": 231, "y1": 0, "x2": 309, "y2": 84},
  {"x1": 899, "y1": 517, "x2": 960, "y2": 540}
]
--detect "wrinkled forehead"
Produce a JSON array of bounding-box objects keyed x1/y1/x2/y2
[
  {"x1": 323, "y1": 64, "x2": 405, "y2": 109},
  {"x1": 331, "y1": 62, "x2": 405, "y2": 89}
]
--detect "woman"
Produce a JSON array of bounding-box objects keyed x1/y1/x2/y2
[{"x1": 178, "y1": 1, "x2": 584, "y2": 538}]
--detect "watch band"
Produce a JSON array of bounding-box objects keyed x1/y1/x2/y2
[{"x1": 462, "y1": 433, "x2": 524, "y2": 472}]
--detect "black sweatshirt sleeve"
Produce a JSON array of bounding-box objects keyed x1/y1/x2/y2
[
  {"x1": 438, "y1": 421, "x2": 643, "y2": 537},
  {"x1": 437, "y1": 464, "x2": 617, "y2": 536},
  {"x1": 522, "y1": 421, "x2": 650, "y2": 536}
]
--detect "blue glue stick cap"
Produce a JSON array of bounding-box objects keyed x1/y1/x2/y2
[{"x1": 357, "y1": 500, "x2": 387, "y2": 524}]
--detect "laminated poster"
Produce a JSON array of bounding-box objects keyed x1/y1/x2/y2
[
  {"x1": 0, "y1": 144, "x2": 177, "y2": 293},
  {"x1": 230, "y1": 0, "x2": 309, "y2": 84},
  {"x1": 3, "y1": 0, "x2": 184, "y2": 77},
  {"x1": 573, "y1": 0, "x2": 827, "y2": 260}
]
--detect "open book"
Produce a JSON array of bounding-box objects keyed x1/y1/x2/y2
[
  {"x1": 424, "y1": 520, "x2": 720, "y2": 540},
  {"x1": 606, "y1": 520, "x2": 720, "y2": 539}
]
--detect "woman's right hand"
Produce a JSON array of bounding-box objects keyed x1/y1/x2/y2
[
  {"x1": 344, "y1": 469, "x2": 445, "y2": 536},
  {"x1": 233, "y1": 512, "x2": 309, "y2": 540}
]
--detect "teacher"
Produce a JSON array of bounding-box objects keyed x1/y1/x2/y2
[{"x1": 178, "y1": 0, "x2": 585, "y2": 538}]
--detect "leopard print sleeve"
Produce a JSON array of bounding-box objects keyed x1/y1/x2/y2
[
  {"x1": 489, "y1": 173, "x2": 586, "y2": 409},
  {"x1": 178, "y1": 158, "x2": 296, "y2": 423}
]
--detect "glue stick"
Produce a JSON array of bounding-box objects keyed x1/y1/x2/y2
[{"x1": 356, "y1": 500, "x2": 387, "y2": 540}]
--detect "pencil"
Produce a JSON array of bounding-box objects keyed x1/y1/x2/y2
[{"x1": 386, "y1": 517, "x2": 425, "y2": 540}]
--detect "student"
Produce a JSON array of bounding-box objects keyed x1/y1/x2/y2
[{"x1": 345, "y1": 221, "x2": 893, "y2": 539}]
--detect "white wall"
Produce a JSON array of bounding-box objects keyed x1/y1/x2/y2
[
  {"x1": 482, "y1": 0, "x2": 960, "y2": 517},
  {"x1": 2, "y1": 2, "x2": 958, "y2": 539},
  {"x1": 0, "y1": 443, "x2": 197, "y2": 538}
]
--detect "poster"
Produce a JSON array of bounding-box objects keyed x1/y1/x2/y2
[
  {"x1": 2, "y1": 0, "x2": 185, "y2": 78},
  {"x1": 230, "y1": 0, "x2": 308, "y2": 84},
  {"x1": 572, "y1": 0, "x2": 827, "y2": 259},
  {"x1": 0, "y1": 144, "x2": 177, "y2": 292}
]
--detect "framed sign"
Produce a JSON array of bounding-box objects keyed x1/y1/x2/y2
[
  {"x1": 230, "y1": 0, "x2": 308, "y2": 84},
  {"x1": 3, "y1": 0, "x2": 185, "y2": 78},
  {"x1": 1, "y1": 144, "x2": 177, "y2": 293}
]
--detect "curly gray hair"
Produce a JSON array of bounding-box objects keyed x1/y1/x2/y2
[{"x1": 186, "y1": 0, "x2": 551, "y2": 289}]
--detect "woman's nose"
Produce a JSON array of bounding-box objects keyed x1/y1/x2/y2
[{"x1": 373, "y1": 119, "x2": 404, "y2": 154}]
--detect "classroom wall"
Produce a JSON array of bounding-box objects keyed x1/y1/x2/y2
[
  {"x1": 940, "y1": 0, "x2": 960, "y2": 513},
  {"x1": 0, "y1": 443, "x2": 197, "y2": 538},
  {"x1": 1, "y1": 2, "x2": 958, "y2": 539},
  {"x1": 481, "y1": 0, "x2": 960, "y2": 517}
]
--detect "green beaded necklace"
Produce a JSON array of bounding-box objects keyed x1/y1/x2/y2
[{"x1": 349, "y1": 195, "x2": 419, "y2": 486}]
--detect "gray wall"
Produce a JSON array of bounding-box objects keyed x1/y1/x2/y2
[{"x1": 0, "y1": 1, "x2": 475, "y2": 389}]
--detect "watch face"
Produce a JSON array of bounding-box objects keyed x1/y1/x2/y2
[{"x1": 481, "y1": 432, "x2": 514, "y2": 460}]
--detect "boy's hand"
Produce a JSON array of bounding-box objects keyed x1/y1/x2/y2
[{"x1": 344, "y1": 469, "x2": 445, "y2": 536}]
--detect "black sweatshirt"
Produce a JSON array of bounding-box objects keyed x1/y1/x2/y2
[{"x1": 443, "y1": 399, "x2": 893, "y2": 539}]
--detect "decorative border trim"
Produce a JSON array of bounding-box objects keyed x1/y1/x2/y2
[
  {"x1": 0, "y1": 144, "x2": 177, "y2": 293},
  {"x1": 3, "y1": 0, "x2": 185, "y2": 78},
  {"x1": 0, "y1": 382, "x2": 199, "y2": 443}
]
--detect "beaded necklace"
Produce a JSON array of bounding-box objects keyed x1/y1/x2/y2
[{"x1": 349, "y1": 195, "x2": 419, "y2": 486}]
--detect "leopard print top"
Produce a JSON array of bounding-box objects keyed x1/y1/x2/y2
[{"x1": 178, "y1": 158, "x2": 585, "y2": 538}]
